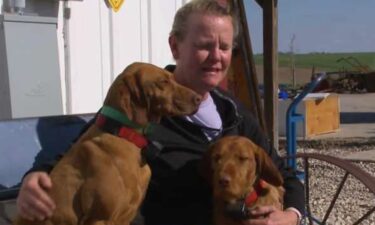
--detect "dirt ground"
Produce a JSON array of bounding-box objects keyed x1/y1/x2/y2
[{"x1": 255, "y1": 65, "x2": 313, "y2": 85}]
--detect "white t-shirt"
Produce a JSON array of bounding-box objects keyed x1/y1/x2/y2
[{"x1": 184, "y1": 93, "x2": 222, "y2": 140}]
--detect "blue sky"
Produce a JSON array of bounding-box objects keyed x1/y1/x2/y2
[{"x1": 245, "y1": 0, "x2": 375, "y2": 54}]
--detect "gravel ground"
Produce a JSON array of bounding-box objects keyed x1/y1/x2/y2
[{"x1": 280, "y1": 138, "x2": 375, "y2": 225}]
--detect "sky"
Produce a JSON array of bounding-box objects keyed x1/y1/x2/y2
[{"x1": 245, "y1": 0, "x2": 375, "y2": 54}]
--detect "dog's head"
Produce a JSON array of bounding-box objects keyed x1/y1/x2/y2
[
  {"x1": 205, "y1": 136, "x2": 283, "y2": 203},
  {"x1": 104, "y1": 62, "x2": 202, "y2": 125}
]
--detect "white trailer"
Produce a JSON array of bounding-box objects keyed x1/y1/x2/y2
[{"x1": 0, "y1": 0, "x2": 188, "y2": 118}]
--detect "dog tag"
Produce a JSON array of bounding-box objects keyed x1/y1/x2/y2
[
  {"x1": 107, "y1": 0, "x2": 125, "y2": 12},
  {"x1": 224, "y1": 200, "x2": 250, "y2": 220}
]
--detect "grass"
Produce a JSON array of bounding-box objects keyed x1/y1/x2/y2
[{"x1": 254, "y1": 52, "x2": 375, "y2": 72}]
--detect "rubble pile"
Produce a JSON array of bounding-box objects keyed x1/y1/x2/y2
[{"x1": 313, "y1": 72, "x2": 375, "y2": 94}]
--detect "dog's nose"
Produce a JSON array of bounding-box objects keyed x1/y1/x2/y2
[
  {"x1": 219, "y1": 175, "x2": 231, "y2": 187},
  {"x1": 194, "y1": 95, "x2": 202, "y2": 105}
]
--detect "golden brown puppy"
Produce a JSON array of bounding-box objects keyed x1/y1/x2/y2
[
  {"x1": 14, "y1": 62, "x2": 201, "y2": 225},
  {"x1": 205, "y1": 136, "x2": 284, "y2": 225}
]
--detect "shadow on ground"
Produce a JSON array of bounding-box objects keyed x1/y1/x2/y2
[{"x1": 340, "y1": 112, "x2": 375, "y2": 124}]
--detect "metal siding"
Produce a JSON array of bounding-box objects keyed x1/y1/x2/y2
[
  {"x1": 111, "y1": 0, "x2": 143, "y2": 77},
  {"x1": 62, "y1": 0, "x2": 185, "y2": 115},
  {"x1": 57, "y1": 2, "x2": 67, "y2": 114},
  {"x1": 149, "y1": 0, "x2": 178, "y2": 66},
  {"x1": 66, "y1": 0, "x2": 106, "y2": 114}
]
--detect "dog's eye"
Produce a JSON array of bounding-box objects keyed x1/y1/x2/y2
[
  {"x1": 238, "y1": 156, "x2": 249, "y2": 162},
  {"x1": 156, "y1": 79, "x2": 170, "y2": 89},
  {"x1": 160, "y1": 78, "x2": 170, "y2": 85}
]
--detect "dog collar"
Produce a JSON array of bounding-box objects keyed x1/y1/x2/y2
[
  {"x1": 95, "y1": 106, "x2": 152, "y2": 149},
  {"x1": 223, "y1": 179, "x2": 268, "y2": 220},
  {"x1": 244, "y1": 179, "x2": 267, "y2": 206}
]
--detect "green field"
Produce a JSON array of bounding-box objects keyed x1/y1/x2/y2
[{"x1": 254, "y1": 52, "x2": 375, "y2": 72}]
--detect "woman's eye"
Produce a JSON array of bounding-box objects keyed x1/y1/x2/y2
[
  {"x1": 220, "y1": 44, "x2": 231, "y2": 51},
  {"x1": 195, "y1": 42, "x2": 212, "y2": 50}
]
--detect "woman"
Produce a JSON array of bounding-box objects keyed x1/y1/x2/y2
[{"x1": 16, "y1": 1, "x2": 304, "y2": 224}]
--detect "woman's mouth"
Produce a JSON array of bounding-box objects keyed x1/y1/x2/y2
[{"x1": 202, "y1": 67, "x2": 221, "y2": 73}]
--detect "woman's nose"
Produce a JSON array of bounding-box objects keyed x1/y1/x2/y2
[{"x1": 208, "y1": 47, "x2": 221, "y2": 62}]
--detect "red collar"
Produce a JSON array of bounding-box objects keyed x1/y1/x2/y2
[
  {"x1": 244, "y1": 179, "x2": 267, "y2": 206},
  {"x1": 96, "y1": 114, "x2": 148, "y2": 149}
]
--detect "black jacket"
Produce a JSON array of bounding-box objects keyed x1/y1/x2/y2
[{"x1": 135, "y1": 88, "x2": 305, "y2": 225}]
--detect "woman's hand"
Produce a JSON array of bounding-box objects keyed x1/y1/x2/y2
[
  {"x1": 16, "y1": 172, "x2": 56, "y2": 221},
  {"x1": 241, "y1": 206, "x2": 299, "y2": 225}
]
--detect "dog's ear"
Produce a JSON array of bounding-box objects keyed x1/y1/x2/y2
[
  {"x1": 253, "y1": 144, "x2": 284, "y2": 187},
  {"x1": 104, "y1": 70, "x2": 134, "y2": 113},
  {"x1": 123, "y1": 70, "x2": 143, "y2": 103}
]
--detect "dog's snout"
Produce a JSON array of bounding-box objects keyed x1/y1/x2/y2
[
  {"x1": 194, "y1": 95, "x2": 202, "y2": 105},
  {"x1": 219, "y1": 175, "x2": 231, "y2": 187}
]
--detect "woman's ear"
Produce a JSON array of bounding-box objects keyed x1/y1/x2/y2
[{"x1": 169, "y1": 35, "x2": 179, "y2": 60}]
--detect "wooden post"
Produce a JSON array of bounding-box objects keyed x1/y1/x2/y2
[
  {"x1": 225, "y1": 0, "x2": 267, "y2": 133},
  {"x1": 262, "y1": 0, "x2": 279, "y2": 150}
]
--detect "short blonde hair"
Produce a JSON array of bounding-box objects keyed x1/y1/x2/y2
[{"x1": 170, "y1": 0, "x2": 239, "y2": 43}]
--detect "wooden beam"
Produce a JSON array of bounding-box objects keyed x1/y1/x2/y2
[
  {"x1": 225, "y1": 0, "x2": 266, "y2": 133},
  {"x1": 263, "y1": 0, "x2": 279, "y2": 149},
  {"x1": 237, "y1": 0, "x2": 266, "y2": 132}
]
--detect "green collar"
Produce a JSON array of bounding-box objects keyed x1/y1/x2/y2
[{"x1": 99, "y1": 106, "x2": 153, "y2": 135}]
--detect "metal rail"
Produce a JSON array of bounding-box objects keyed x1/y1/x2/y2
[
  {"x1": 286, "y1": 72, "x2": 327, "y2": 169},
  {"x1": 294, "y1": 153, "x2": 375, "y2": 224}
]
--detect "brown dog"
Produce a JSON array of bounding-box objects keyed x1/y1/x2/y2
[
  {"x1": 14, "y1": 62, "x2": 201, "y2": 225},
  {"x1": 204, "y1": 136, "x2": 284, "y2": 225}
]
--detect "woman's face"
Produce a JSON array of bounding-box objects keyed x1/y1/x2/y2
[{"x1": 170, "y1": 12, "x2": 234, "y2": 98}]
